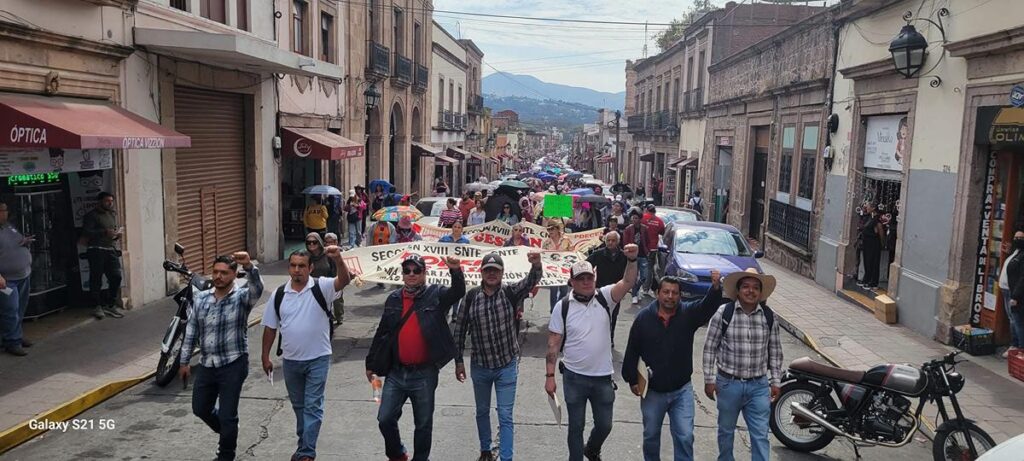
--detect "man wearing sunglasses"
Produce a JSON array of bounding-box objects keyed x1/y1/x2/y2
[
  {"x1": 621, "y1": 271, "x2": 722, "y2": 461},
  {"x1": 367, "y1": 253, "x2": 466, "y2": 461}
]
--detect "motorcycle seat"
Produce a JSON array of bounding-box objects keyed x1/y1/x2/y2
[{"x1": 789, "y1": 357, "x2": 865, "y2": 383}]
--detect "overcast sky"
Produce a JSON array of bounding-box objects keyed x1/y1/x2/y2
[{"x1": 432, "y1": 0, "x2": 687, "y2": 94}]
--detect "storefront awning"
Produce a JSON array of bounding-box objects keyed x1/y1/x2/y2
[
  {"x1": 134, "y1": 28, "x2": 343, "y2": 80},
  {"x1": 434, "y1": 153, "x2": 459, "y2": 165},
  {"x1": 595, "y1": 155, "x2": 615, "y2": 164},
  {"x1": 0, "y1": 93, "x2": 191, "y2": 149},
  {"x1": 411, "y1": 141, "x2": 441, "y2": 156},
  {"x1": 447, "y1": 146, "x2": 473, "y2": 161},
  {"x1": 467, "y1": 150, "x2": 488, "y2": 162},
  {"x1": 639, "y1": 152, "x2": 655, "y2": 162},
  {"x1": 672, "y1": 157, "x2": 698, "y2": 169},
  {"x1": 281, "y1": 127, "x2": 363, "y2": 160}
]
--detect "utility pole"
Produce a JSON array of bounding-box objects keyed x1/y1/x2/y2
[{"x1": 614, "y1": 110, "x2": 621, "y2": 184}]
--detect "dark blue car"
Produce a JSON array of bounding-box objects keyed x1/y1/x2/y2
[{"x1": 661, "y1": 222, "x2": 764, "y2": 299}]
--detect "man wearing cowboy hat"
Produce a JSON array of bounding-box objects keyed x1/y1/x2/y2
[{"x1": 701, "y1": 268, "x2": 783, "y2": 461}]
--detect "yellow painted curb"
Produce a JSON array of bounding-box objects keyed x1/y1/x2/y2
[{"x1": 0, "y1": 315, "x2": 266, "y2": 454}]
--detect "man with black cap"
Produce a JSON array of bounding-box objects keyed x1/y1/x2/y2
[
  {"x1": 367, "y1": 253, "x2": 466, "y2": 461},
  {"x1": 546, "y1": 243, "x2": 639, "y2": 461},
  {"x1": 453, "y1": 250, "x2": 543, "y2": 461}
]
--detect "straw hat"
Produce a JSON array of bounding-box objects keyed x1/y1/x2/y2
[{"x1": 723, "y1": 268, "x2": 776, "y2": 302}]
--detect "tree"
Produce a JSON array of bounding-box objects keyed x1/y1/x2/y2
[{"x1": 654, "y1": 0, "x2": 717, "y2": 51}]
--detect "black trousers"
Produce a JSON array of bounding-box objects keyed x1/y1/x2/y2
[
  {"x1": 861, "y1": 239, "x2": 882, "y2": 287},
  {"x1": 87, "y1": 248, "x2": 122, "y2": 307},
  {"x1": 192, "y1": 355, "x2": 249, "y2": 460}
]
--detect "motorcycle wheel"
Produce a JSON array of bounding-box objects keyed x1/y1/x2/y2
[
  {"x1": 770, "y1": 381, "x2": 837, "y2": 452},
  {"x1": 154, "y1": 322, "x2": 186, "y2": 387},
  {"x1": 932, "y1": 421, "x2": 996, "y2": 461}
]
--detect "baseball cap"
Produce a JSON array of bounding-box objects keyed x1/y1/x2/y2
[
  {"x1": 570, "y1": 261, "x2": 595, "y2": 279},
  {"x1": 481, "y1": 253, "x2": 504, "y2": 271},
  {"x1": 402, "y1": 254, "x2": 426, "y2": 269}
]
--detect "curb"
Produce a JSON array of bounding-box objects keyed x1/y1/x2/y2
[
  {"x1": 773, "y1": 310, "x2": 937, "y2": 440},
  {"x1": 0, "y1": 315, "x2": 265, "y2": 454}
]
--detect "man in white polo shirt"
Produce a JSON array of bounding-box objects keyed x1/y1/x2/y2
[
  {"x1": 260, "y1": 246, "x2": 351, "y2": 461},
  {"x1": 545, "y1": 243, "x2": 639, "y2": 461}
]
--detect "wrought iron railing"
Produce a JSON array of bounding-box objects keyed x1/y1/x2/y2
[
  {"x1": 767, "y1": 199, "x2": 811, "y2": 249},
  {"x1": 413, "y1": 64, "x2": 429, "y2": 93},
  {"x1": 393, "y1": 53, "x2": 412, "y2": 85},
  {"x1": 367, "y1": 41, "x2": 390, "y2": 77}
]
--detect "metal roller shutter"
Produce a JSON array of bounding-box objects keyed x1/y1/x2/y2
[{"x1": 174, "y1": 86, "x2": 247, "y2": 274}]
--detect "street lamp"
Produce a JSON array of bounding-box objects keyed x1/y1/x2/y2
[
  {"x1": 888, "y1": 25, "x2": 928, "y2": 78},
  {"x1": 364, "y1": 83, "x2": 381, "y2": 110}
]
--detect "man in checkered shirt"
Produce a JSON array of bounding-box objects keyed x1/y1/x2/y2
[{"x1": 702, "y1": 268, "x2": 783, "y2": 461}]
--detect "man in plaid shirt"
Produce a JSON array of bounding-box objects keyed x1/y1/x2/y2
[
  {"x1": 453, "y1": 251, "x2": 542, "y2": 461},
  {"x1": 702, "y1": 268, "x2": 782, "y2": 461},
  {"x1": 179, "y1": 252, "x2": 264, "y2": 461}
]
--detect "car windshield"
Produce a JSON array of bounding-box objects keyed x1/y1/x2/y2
[
  {"x1": 673, "y1": 228, "x2": 751, "y2": 256},
  {"x1": 659, "y1": 210, "x2": 699, "y2": 223}
]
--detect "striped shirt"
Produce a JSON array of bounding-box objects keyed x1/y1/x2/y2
[
  {"x1": 181, "y1": 267, "x2": 265, "y2": 368},
  {"x1": 439, "y1": 208, "x2": 463, "y2": 228},
  {"x1": 702, "y1": 302, "x2": 783, "y2": 386},
  {"x1": 453, "y1": 265, "x2": 542, "y2": 369}
]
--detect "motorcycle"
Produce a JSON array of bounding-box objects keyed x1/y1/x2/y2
[
  {"x1": 770, "y1": 351, "x2": 996, "y2": 460},
  {"x1": 154, "y1": 243, "x2": 212, "y2": 387}
]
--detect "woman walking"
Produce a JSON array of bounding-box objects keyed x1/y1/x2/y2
[{"x1": 543, "y1": 219, "x2": 572, "y2": 312}]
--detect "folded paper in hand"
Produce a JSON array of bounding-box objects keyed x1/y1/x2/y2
[
  {"x1": 637, "y1": 358, "x2": 650, "y2": 399},
  {"x1": 548, "y1": 393, "x2": 562, "y2": 426}
]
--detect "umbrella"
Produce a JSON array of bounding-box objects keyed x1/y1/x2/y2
[
  {"x1": 465, "y1": 182, "x2": 495, "y2": 193},
  {"x1": 516, "y1": 172, "x2": 532, "y2": 179},
  {"x1": 499, "y1": 180, "x2": 530, "y2": 190},
  {"x1": 368, "y1": 179, "x2": 395, "y2": 193},
  {"x1": 569, "y1": 188, "x2": 596, "y2": 196},
  {"x1": 372, "y1": 206, "x2": 423, "y2": 222},
  {"x1": 566, "y1": 172, "x2": 583, "y2": 179},
  {"x1": 301, "y1": 185, "x2": 343, "y2": 196},
  {"x1": 576, "y1": 195, "x2": 610, "y2": 204}
]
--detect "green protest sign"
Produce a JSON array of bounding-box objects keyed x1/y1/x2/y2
[{"x1": 543, "y1": 194, "x2": 573, "y2": 218}]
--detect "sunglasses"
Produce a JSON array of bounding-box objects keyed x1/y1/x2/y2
[
  {"x1": 402, "y1": 267, "x2": 424, "y2": 275},
  {"x1": 306, "y1": 241, "x2": 319, "y2": 245}
]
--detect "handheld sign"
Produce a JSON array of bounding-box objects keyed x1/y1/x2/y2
[{"x1": 543, "y1": 194, "x2": 573, "y2": 219}]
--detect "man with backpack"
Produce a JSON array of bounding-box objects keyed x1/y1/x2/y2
[
  {"x1": 687, "y1": 190, "x2": 704, "y2": 216},
  {"x1": 453, "y1": 251, "x2": 543, "y2": 461},
  {"x1": 260, "y1": 247, "x2": 351, "y2": 461},
  {"x1": 545, "y1": 244, "x2": 639, "y2": 461},
  {"x1": 621, "y1": 271, "x2": 721, "y2": 461},
  {"x1": 702, "y1": 268, "x2": 783, "y2": 461}
]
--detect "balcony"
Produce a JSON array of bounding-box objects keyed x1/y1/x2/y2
[
  {"x1": 468, "y1": 95, "x2": 484, "y2": 114},
  {"x1": 412, "y1": 63, "x2": 429, "y2": 93},
  {"x1": 767, "y1": 199, "x2": 811, "y2": 249},
  {"x1": 626, "y1": 115, "x2": 645, "y2": 134},
  {"x1": 440, "y1": 110, "x2": 454, "y2": 130},
  {"x1": 392, "y1": 53, "x2": 412, "y2": 88},
  {"x1": 366, "y1": 42, "x2": 390, "y2": 79},
  {"x1": 684, "y1": 88, "x2": 704, "y2": 114}
]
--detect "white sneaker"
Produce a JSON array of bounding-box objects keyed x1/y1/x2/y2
[{"x1": 632, "y1": 295, "x2": 640, "y2": 305}]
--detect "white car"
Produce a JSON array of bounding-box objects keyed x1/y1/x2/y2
[{"x1": 979, "y1": 432, "x2": 1024, "y2": 460}]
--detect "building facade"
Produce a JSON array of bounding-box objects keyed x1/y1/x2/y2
[
  {"x1": 429, "y1": 21, "x2": 467, "y2": 196},
  {"x1": 460, "y1": 39, "x2": 489, "y2": 185}
]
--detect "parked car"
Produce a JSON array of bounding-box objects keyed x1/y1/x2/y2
[
  {"x1": 414, "y1": 196, "x2": 460, "y2": 217},
  {"x1": 661, "y1": 222, "x2": 764, "y2": 299},
  {"x1": 979, "y1": 432, "x2": 1024, "y2": 460},
  {"x1": 429, "y1": 198, "x2": 461, "y2": 217}
]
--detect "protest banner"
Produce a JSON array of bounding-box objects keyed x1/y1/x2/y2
[
  {"x1": 414, "y1": 220, "x2": 602, "y2": 251},
  {"x1": 341, "y1": 242, "x2": 581, "y2": 287}
]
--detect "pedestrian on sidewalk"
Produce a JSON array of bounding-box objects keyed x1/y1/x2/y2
[
  {"x1": 344, "y1": 192, "x2": 365, "y2": 248},
  {"x1": 1000, "y1": 230, "x2": 1024, "y2": 357},
  {"x1": 366, "y1": 254, "x2": 466, "y2": 461},
  {"x1": 179, "y1": 252, "x2": 264, "y2": 461},
  {"x1": 0, "y1": 201, "x2": 34, "y2": 356},
  {"x1": 702, "y1": 268, "x2": 783, "y2": 461},
  {"x1": 543, "y1": 220, "x2": 572, "y2": 313},
  {"x1": 545, "y1": 246, "x2": 639, "y2": 461},
  {"x1": 83, "y1": 192, "x2": 124, "y2": 320},
  {"x1": 260, "y1": 247, "x2": 351, "y2": 461},
  {"x1": 623, "y1": 212, "x2": 650, "y2": 306},
  {"x1": 859, "y1": 202, "x2": 884, "y2": 290},
  {"x1": 586, "y1": 231, "x2": 626, "y2": 347},
  {"x1": 622, "y1": 271, "x2": 722, "y2": 461},
  {"x1": 453, "y1": 252, "x2": 543, "y2": 461},
  {"x1": 303, "y1": 196, "x2": 329, "y2": 237},
  {"x1": 641, "y1": 205, "x2": 666, "y2": 294}
]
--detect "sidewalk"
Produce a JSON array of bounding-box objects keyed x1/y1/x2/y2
[
  {"x1": 761, "y1": 259, "x2": 1024, "y2": 443},
  {"x1": 0, "y1": 261, "x2": 291, "y2": 443}
]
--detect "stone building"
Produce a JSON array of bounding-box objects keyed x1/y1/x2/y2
[
  {"x1": 429, "y1": 21, "x2": 468, "y2": 195},
  {"x1": 701, "y1": 9, "x2": 836, "y2": 277}
]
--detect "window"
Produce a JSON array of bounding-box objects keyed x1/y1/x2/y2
[
  {"x1": 686, "y1": 57, "x2": 694, "y2": 89},
  {"x1": 292, "y1": 0, "x2": 309, "y2": 56},
  {"x1": 697, "y1": 51, "x2": 706, "y2": 88},
  {"x1": 393, "y1": 8, "x2": 404, "y2": 55},
  {"x1": 320, "y1": 12, "x2": 335, "y2": 63},
  {"x1": 672, "y1": 78, "x2": 680, "y2": 113},
  {"x1": 413, "y1": 22, "x2": 422, "y2": 64},
  {"x1": 200, "y1": 0, "x2": 226, "y2": 23},
  {"x1": 368, "y1": 0, "x2": 378, "y2": 41},
  {"x1": 438, "y1": 77, "x2": 445, "y2": 110},
  {"x1": 778, "y1": 125, "x2": 796, "y2": 194},
  {"x1": 449, "y1": 80, "x2": 454, "y2": 111},
  {"x1": 236, "y1": 0, "x2": 248, "y2": 31},
  {"x1": 647, "y1": 90, "x2": 653, "y2": 113},
  {"x1": 458, "y1": 86, "x2": 462, "y2": 113},
  {"x1": 798, "y1": 124, "x2": 819, "y2": 200},
  {"x1": 656, "y1": 86, "x2": 662, "y2": 113},
  {"x1": 171, "y1": 0, "x2": 187, "y2": 11}
]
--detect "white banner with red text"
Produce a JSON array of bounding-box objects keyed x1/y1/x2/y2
[{"x1": 414, "y1": 220, "x2": 604, "y2": 253}]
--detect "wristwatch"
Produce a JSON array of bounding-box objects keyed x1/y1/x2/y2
[{"x1": 545, "y1": 373, "x2": 555, "y2": 378}]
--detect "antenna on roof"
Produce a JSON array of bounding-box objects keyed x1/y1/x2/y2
[{"x1": 642, "y1": 21, "x2": 648, "y2": 58}]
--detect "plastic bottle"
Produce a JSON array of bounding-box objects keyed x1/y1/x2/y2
[{"x1": 371, "y1": 375, "x2": 383, "y2": 404}]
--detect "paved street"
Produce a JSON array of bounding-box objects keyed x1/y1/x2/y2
[{"x1": 6, "y1": 284, "x2": 933, "y2": 460}]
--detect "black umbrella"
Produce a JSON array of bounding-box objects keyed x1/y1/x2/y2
[{"x1": 576, "y1": 195, "x2": 610, "y2": 204}]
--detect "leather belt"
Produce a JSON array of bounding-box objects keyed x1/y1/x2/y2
[{"x1": 718, "y1": 370, "x2": 765, "y2": 382}]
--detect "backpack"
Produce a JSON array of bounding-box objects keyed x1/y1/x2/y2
[
  {"x1": 558, "y1": 290, "x2": 613, "y2": 356},
  {"x1": 690, "y1": 196, "x2": 704, "y2": 214},
  {"x1": 720, "y1": 300, "x2": 774, "y2": 340},
  {"x1": 273, "y1": 279, "x2": 334, "y2": 357}
]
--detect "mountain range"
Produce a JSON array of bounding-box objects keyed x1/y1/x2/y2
[
  {"x1": 482, "y1": 95, "x2": 600, "y2": 131},
  {"x1": 482, "y1": 73, "x2": 625, "y2": 111}
]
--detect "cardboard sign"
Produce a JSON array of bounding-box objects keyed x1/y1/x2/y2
[{"x1": 543, "y1": 195, "x2": 573, "y2": 218}]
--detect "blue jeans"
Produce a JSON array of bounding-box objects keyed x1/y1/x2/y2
[
  {"x1": 563, "y1": 369, "x2": 615, "y2": 461},
  {"x1": 1003, "y1": 290, "x2": 1024, "y2": 348},
  {"x1": 641, "y1": 382, "x2": 695, "y2": 461},
  {"x1": 472, "y1": 360, "x2": 518, "y2": 460},
  {"x1": 348, "y1": 221, "x2": 360, "y2": 247},
  {"x1": 632, "y1": 255, "x2": 650, "y2": 297},
  {"x1": 549, "y1": 286, "x2": 569, "y2": 313},
  {"x1": 378, "y1": 365, "x2": 439, "y2": 461},
  {"x1": 0, "y1": 276, "x2": 30, "y2": 348},
  {"x1": 715, "y1": 374, "x2": 771, "y2": 461},
  {"x1": 192, "y1": 354, "x2": 248, "y2": 460},
  {"x1": 282, "y1": 354, "x2": 331, "y2": 459}
]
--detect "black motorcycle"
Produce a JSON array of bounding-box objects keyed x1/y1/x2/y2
[
  {"x1": 770, "y1": 351, "x2": 996, "y2": 460},
  {"x1": 154, "y1": 243, "x2": 211, "y2": 387}
]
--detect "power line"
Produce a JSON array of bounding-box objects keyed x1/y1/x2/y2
[
  {"x1": 501, "y1": 59, "x2": 627, "y2": 74},
  {"x1": 488, "y1": 48, "x2": 637, "y2": 65},
  {"x1": 482, "y1": 62, "x2": 555, "y2": 100}
]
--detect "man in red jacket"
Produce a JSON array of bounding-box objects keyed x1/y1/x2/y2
[{"x1": 641, "y1": 205, "x2": 666, "y2": 296}]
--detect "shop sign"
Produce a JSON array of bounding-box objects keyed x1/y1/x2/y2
[
  {"x1": 863, "y1": 115, "x2": 908, "y2": 172},
  {"x1": 717, "y1": 136, "x2": 732, "y2": 146},
  {"x1": 971, "y1": 151, "x2": 998, "y2": 326},
  {"x1": 9, "y1": 126, "x2": 46, "y2": 145},
  {"x1": 7, "y1": 172, "x2": 60, "y2": 186},
  {"x1": 1011, "y1": 85, "x2": 1024, "y2": 108},
  {"x1": 0, "y1": 149, "x2": 112, "y2": 176},
  {"x1": 122, "y1": 137, "x2": 165, "y2": 149},
  {"x1": 293, "y1": 138, "x2": 314, "y2": 157}
]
